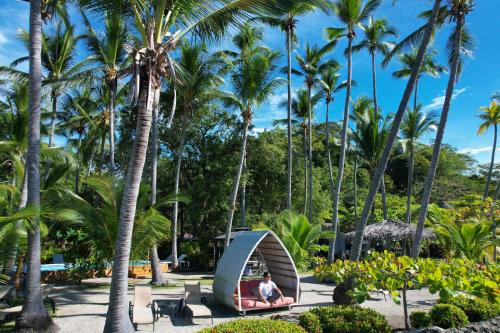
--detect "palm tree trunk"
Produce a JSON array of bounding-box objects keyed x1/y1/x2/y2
[
  {"x1": 109, "y1": 83, "x2": 116, "y2": 172},
  {"x1": 354, "y1": 158, "x2": 358, "y2": 223},
  {"x1": 224, "y1": 111, "x2": 250, "y2": 247},
  {"x1": 75, "y1": 132, "x2": 82, "y2": 193},
  {"x1": 380, "y1": 176, "x2": 388, "y2": 220},
  {"x1": 307, "y1": 86, "x2": 313, "y2": 224},
  {"x1": 405, "y1": 147, "x2": 415, "y2": 225},
  {"x1": 350, "y1": 0, "x2": 442, "y2": 261},
  {"x1": 371, "y1": 52, "x2": 379, "y2": 115},
  {"x1": 325, "y1": 100, "x2": 336, "y2": 252},
  {"x1": 241, "y1": 156, "x2": 247, "y2": 227},
  {"x1": 48, "y1": 92, "x2": 57, "y2": 148},
  {"x1": 328, "y1": 35, "x2": 353, "y2": 264},
  {"x1": 286, "y1": 24, "x2": 293, "y2": 211},
  {"x1": 103, "y1": 66, "x2": 154, "y2": 333},
  {"x1": 99, "y1": 130, "x2": 106, "y2": 173},
  {"x1": 483, "y1": 124, "x2": 497, "y2": 199},
  {"x1": 414, "y1": 77, "x2": 419, "y2": 111},
  {"x1": 149, "y1": 88, "x2": 165, "y2": 286},
  {"x1": 411, "y1": 15, "x2": 463, "y2": 259},
  {"x1": 172, "y1": 129, "x2": 186, "y2": 270},
  {"x1": 303, "y1": 126, "x2": 308, "y2": 215},
  {"x1": 16, "y1": 0, "x2": 58, "y2": 330}
]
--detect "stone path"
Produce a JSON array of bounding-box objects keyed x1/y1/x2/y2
[{"x1": 50, "y1": 274, "x2": 439, "y2": 332}]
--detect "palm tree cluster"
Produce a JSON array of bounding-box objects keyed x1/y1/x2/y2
[{"x1": 1, "y1": 0, "x2": 497, "y2": 332}]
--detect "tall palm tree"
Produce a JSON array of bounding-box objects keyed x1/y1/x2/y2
[
  {"x1": 81, "y1": 10, "x2": 128, "y2": 172},
  {"x1": 326, "y1": 0, "x2": 380, "y2": 263},
  {"x1": 278, "y1": 89, "x2": 323, "y2": 214},
  {"x1": 222, "y1": 24, "x2": 284, "y2": 247},
  {"x1": 393, "y1": 48, "x2": 446, "y2": 112},
  {"x1": 350, "y1": 0, "x2": 443, "y2": 260},
  {"x1": 257, "y1": 2, "x2": 318, "y2": 211},
  {"x1": 294, "y1": 43, "x2": 336, "y2": 224},
  {"x1": 78, "y1": 1, "x2": 297, "y2": 330},
  {"x1": 477, "y1": 101, "x2": 500, "y2": 199},
  {"x1": 16, "y1": 0, "x2": 58, "y2": 330},
  {"x1": 411, "y1": 0, "x2": 475, "y2": 258},
  {"x1": 399, "y1": 106, "x2": 437, "y2": 228},
  {"x1": 169, "y1": 43, "x2": 225, "y2": 270}
]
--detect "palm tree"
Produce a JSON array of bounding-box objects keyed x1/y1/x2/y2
[
  {"x1": 350, "y1": 0, "x2": 443, "y2": 260},
  {"x1": 352, "y1": 16, "x2": 397, "y2": 114},
  {"x1": 294, "y1": 43, "x2": 336, "y2": 224},
  {"x1": 278, "y1": 89, "x2": 323, "y2": 214},
  {"x1": 81, "y1": 10, "x2": 128, "y2": 172},
  {"x1": 169, "y1": 43, "x2": 225, "y2": 270},
  {"x1": 400, "y1": 106, "x2": 437, "y2": 227},
  {"x1": 411, "y1": 0, "x2": 475, "y2": 258},
  {"x1": 15, "y1": 0, "x2": 58, "y2": 330},
  {"x1": 222, "y1": 24, "x2": 284, "y2": 247},
  {"x1": 257, "y1": 2, "x2": 318, "y2": 211},
  {"x1": 327, "y1": 0, "x2": 380, "y2": 263},
  {"x1": 477, "y1": 101, "x2": 500, "y2": 199},
  {"x1": 393, "y1": 49, "x2": 446, "y2": 112},
  {"x1": 77, "y1": 1, "x2": 296, "y2": 329}
]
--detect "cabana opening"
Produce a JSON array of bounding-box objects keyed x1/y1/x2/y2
[{"x1": 213, "y1": 230, "x2": 299, "y2": 315}]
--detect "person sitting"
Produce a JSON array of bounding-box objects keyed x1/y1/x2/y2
[{"x1": 258, "y1": 271, "x2": 284, "y2": 305}]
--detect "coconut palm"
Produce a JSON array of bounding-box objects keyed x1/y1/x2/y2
[
  {"x1": 411, "y1": 0, "x2": 475, "y2": 258},
  {"x1": 222, "y1": 24, "x2": 284, "y2": 248},
  {"x1": 400, "y1": 106, "x2": 437, "y2": 227},
  {"x1": 77, "y1": 1, "x2": 295, "y2": 330},
  {"x1": 352, "y1": 16, "x2": 397, "y2": 114},
  {"x1": 256, "y1": 2, "x2": 319, "y2": 211},
  {"x1": 168, "y1": 43, "x2": 225, "y2": 270},
  {"x1": 393, "y1": 49, "x2": 446, "y2": 112},
  {"x1": 350, "y1": 0, "x2": 444, "y2": 260},
  {"x1": 81, "y1": 10, "x2": 128, "y2": 172},
  {"x1": 326, "y1": 0, "x2": 380, "y2": 263},
  {"x1": 294, "y1": 43, "x2": 337, "y2": 224},
  {"x1": 477, "y1": 101, "x2": 500, "y2": 199}
]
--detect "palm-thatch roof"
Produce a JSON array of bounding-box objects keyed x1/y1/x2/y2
[{"x1": 345, "y1": 219, "x2": 435, "y2": 242}]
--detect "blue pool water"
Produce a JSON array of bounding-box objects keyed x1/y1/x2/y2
[{"x1": 40, "y1": 260, "x2": 159, "y2": 272}]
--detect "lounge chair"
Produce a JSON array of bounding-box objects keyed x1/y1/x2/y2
[
  {"x1": 0, "y1": 305, "x2": 22, "y2": 325},
  {"x1": 130, "y1": 285, "x2": 158, "y2": 331},
  {"x1": 183, "y1": 281, "x2": 213, "y2": 324}
]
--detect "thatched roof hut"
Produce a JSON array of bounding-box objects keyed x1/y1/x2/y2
[{"x1": 345, "y1": 219, "x2": 435, "y2": 242}]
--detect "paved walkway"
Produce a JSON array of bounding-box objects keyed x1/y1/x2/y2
[{"x1": 51, "y1": 274, "x2": 439, "y2": 332}]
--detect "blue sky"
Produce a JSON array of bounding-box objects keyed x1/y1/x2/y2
[{"x1": 0, "y1": 0, "x2": 499, "y2": 164}]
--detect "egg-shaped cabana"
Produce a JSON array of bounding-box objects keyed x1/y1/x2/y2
[{"x1": 213, "y1": 230, "x2": 300, "y2": 314}]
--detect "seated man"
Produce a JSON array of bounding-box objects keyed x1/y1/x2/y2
[{"x1": 258, "y1": 271, "x2": 284, "y2": 305}]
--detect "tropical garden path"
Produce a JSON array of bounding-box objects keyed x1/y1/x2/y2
[{"x1": 50, "y1": 273, "x2": 439, "y2": 332}]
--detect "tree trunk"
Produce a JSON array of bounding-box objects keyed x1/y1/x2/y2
[
  {"x1": 224, "y1": 112, "x2": 250, "y2": 248},
  {"x1": 99, "y1": 130, "x2": 106, "y2": 173},
  {"x1": 402, "y1": 281, "x2": 409, "y2": 330},
  {"x1": 328, "y1": 35, "x2": 353, "y2": 264},
  {"x1": 411, "y1": 15, "x2": 463, "y2": 259},
  {"x1": 44, "y1": 91, "x2": 58, "y2": 180},
  {"x1": 172, "y1": 129, "x2": 185, "y2": 270},
  {"x1": 149, "y1": 88, "x2": 165, "y2": 286},
  {"x1": 483, "y1": 124, "x2": 497, "y2": 199},
  {"x1": 16, "y1": 0, "x2": 58, "y2": 331},
  {"x1": 109, "y1": 83, "x2": 116, "y2": 172},
  {"x1": 405, "y1": 147, "x2": 415, "y2": 225},
  {"x1": 286, "y1": 24, "x2": 293, "y2": 211},
  {"x1": 371, "y1": 52, "x2": 379, "y2": 115},
  {"x1": 103, "y1": 65, "x2": 154, "y2": 333},
  {"x1": 325, "y1": 100, "x2": 336, "y2": 256},
  {"x1": 75, "y1": 132, "x2": 82, "y2": 193},
  {"x1": 303, "y1": 126, "x2": 308, "y2": 215},
  {"x1": 380, "y1": 176, "x2": 388, "y2": 220},
  {"x1": 307, "y1": 86, "x2": 313, "y2": 224},
  {"x1": 414, "y1": 77, "x2": 419, "y2": 111},
  {"x1": 241, "y1": 156, "x2": 247, "y2": 227},
  {"x1": 350, "y1": 0, "x2": 442, "y2": 261},
  {"x1": 353, "y1": 158, "x2": 358, "y2": 223}
]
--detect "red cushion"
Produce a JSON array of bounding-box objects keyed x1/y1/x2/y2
[
  {"x1": 236, "y1": 296, "x2": 295, "y2": 309},
  {"x1": 234, "y1": 280, "x2": 262, "y2": 297}
]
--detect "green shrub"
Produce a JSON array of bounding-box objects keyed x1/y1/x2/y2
[
  {"x1": 410, "y1": 311, "x2": 431, "y2": 328},
  {"x1": 430, "y1": 304, "x2": 469, "y2": 329},
  {"x1": 298, "y1": 311, "x2": 322, "y2": 333},
  {"x1": 197, "y1": 319, "x2": 306, "y2": 333},
  {"x1": 440, "y1": 296, "x2": 500, "y2": 322},
  {"x1": 299, "y1": 306, "x2": 391, "y2": 333}
]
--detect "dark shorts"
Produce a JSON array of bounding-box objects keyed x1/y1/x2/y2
[{"x1": 266, "y1": 293, "x2": 281, "y2": 302}]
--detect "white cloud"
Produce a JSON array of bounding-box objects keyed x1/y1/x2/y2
[
  {"x1": 459, "y1": 146, "x2": 500, "y2": 155},
  {"x1": 422, "y1": 88, "x2": 467, "y2": 112},
  {"x1": 0, "y1": 32, "x2": 7, "y2": 44}
]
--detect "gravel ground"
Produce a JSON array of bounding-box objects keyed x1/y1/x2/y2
[{"x1": 50, "y1": 274, "x2": 439, "y2": 332}]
